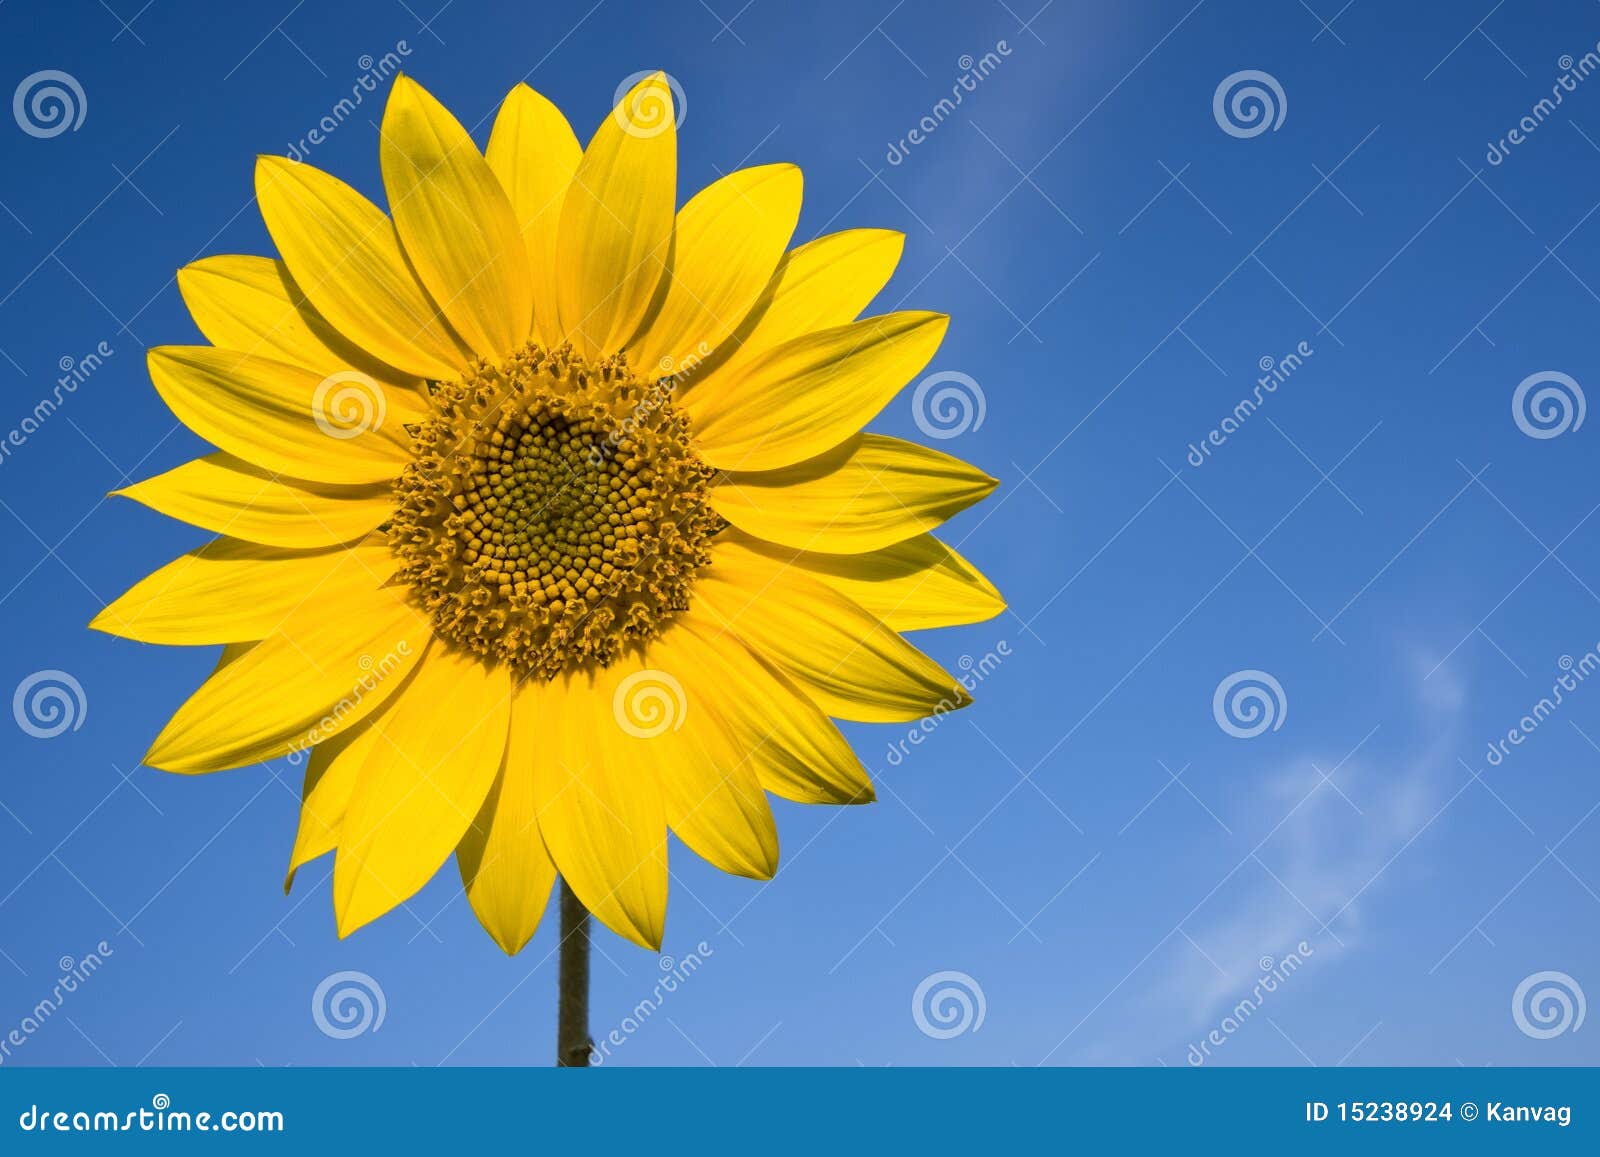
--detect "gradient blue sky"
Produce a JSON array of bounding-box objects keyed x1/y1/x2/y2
[{"x1": 2, "y1": 0, "x2": 1599, "y2": 1067}]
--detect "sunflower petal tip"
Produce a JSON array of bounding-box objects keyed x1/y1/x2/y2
[
  {"x1": 333, "y1": 899, "x2": 369, "y2": 940},
  {"x1": 145, "y1": 345, "x2": 182, "y2": 371},
  {"x1": 621, "y1": 911, "x2": 666, "y2": 953},
  {"x1": 389, "y1": 73, "x2": 423, "y2": 102},
  {"x1": 491, "y1": 929, "x2": 529, "y2": 957}
]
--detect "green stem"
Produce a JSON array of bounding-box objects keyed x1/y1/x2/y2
[{"x1": 556, "y1": 878, "x2": 592, "y2": 1067}]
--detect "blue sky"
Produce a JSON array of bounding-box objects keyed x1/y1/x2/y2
[{"x1": 1, "y1": 0, "x2": 1599, "y2": 1067}]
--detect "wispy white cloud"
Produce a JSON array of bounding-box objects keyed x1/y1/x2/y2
[{"x1": 1074, "y1": 655, "x2": 1466, "y2": 1064}]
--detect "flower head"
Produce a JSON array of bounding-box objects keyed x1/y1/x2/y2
[{"x1": 93, "y1": 74, "x2": 1001, "y2": 952}]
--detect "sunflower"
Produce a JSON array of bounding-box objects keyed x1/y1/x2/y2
[{"x1": 93, "y1": 74, "x2": 1002, "y2": 954}]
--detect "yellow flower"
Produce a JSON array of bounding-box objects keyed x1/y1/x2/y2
[{"x1": 92, "y1": 74, "x2": 1002, "y2": 953}]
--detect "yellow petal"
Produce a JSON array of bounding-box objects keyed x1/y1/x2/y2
[
  {"x1": 334, "y1": 648, "x2": 510, "y2": 937},
  {"x1": 144, "y1": 566, "x2": 429, "y2": 773},
  {"x1": 91, "y1": 537, "x2": 391, "y2": 646},
  {"x1": 609, "y1": 629, "x2": 779, "y2": 879},
  {"x1": 695, "y1": 540, "x2": 969, "y2": 723},
  {"x1": 380, "y1": 75, "x2": 532, "y2": 359},
  {"x1": 485, "y1": 84, "x2": 582, "y2": 348},
  {"x1": 626, "y1": 164, "x2": 802, "y2": 375},
  {"x1": 685, "y1": 227, "x2": 903, "y2": 397},
  {"x1": 531, "y1": 666, "x2": 668, "y2": 949},
  {"x1": 147, "y1": 346, "x2": 410, "y2": 486},
  {"x1": 723, "y1": 529, "x2": 1004, "y2": 632},
  {"x1": 456, "y1": 678, "x2": 558, "y2": 954},
  {"x1": 256, "y1": 155, "x2": 471, "y2": 379},
  {"x1": 284, "y1": 716, "x2": 382, "y2": 891},
  {"x1": 177, "y1": 255, "x2": 424, "y2": 401},
  {"x1": 685, "y1": 312, "x2": 948, "y2": 472},
  {"x1": 711, "y1": 433, "x2": 997, "y2": 554},
  {"x1": 674, "y1": 609, "x2": 873, "y2": 804},
  {"x1": 216, "y1": 642, "x2": 256, "y2": 670},
  {"x1": 555, "y1": 72, "x2": 675, "y2": 357},
  {"x1": 113, "y1": 453, "x2": 392, "y2": 549}
]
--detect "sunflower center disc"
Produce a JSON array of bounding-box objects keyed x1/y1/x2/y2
[{"x1": 389, "y1": 343, "x2": 721, "y2": 678}]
